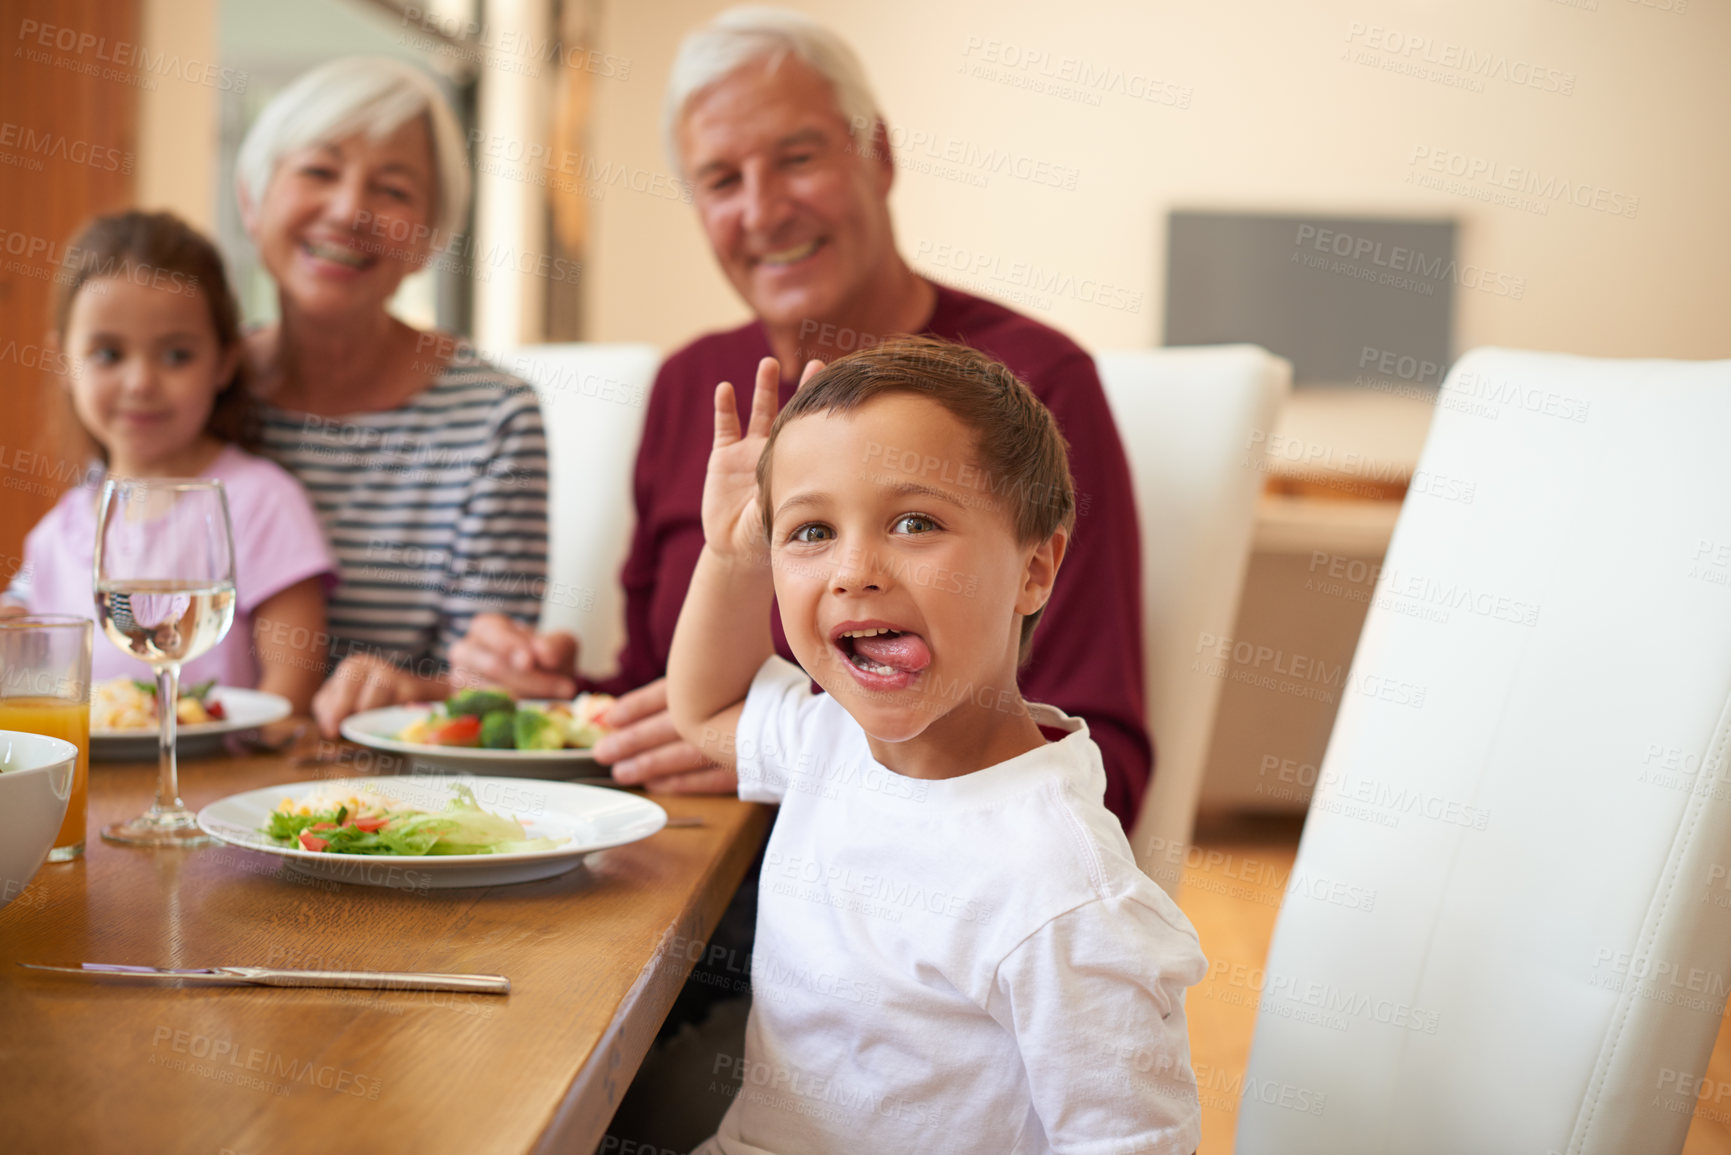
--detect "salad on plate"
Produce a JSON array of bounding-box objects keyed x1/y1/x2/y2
[
  {"x1": 94, "y1": 676, "x2": 227, "y2": 730},
  {"x1": 262, "y1": 783, "x2": 567, "y2": 856},
  {"x1": 395, "y1": 689, "x2": 616, "y2": 751}
]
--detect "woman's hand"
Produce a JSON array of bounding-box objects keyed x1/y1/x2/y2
[
  {"x1": 312, "y1": 653, "x2": 431, "y2": 738},
  {"x1": 703, "y1": 357, "x2": 823, "y2": 560},
  {"x1": 592, "y1": 678, "x2": 738, "y2": 794},
  {"x1": 448, "y1": 613, "x2": 578, "y2": 699}
]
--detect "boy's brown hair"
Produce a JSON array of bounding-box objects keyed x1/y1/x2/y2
[
  {"x1": 51, "y1": 210, "x2": 257, "y2": 462},
  {"x1": 756, "y1": 335, "x2": 1076, "y2": 660}
]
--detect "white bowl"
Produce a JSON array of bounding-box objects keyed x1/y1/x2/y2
[{"x1": 0, "y1": 730, "x2": 77, "y2": 912}]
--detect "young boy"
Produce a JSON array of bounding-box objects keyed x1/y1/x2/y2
[{"x1": 669, "y1": 336, "x2": 1207, "y2": 1154}]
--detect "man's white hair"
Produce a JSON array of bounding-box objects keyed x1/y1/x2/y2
[
  {"x1": 237, "y1": 56, "x2": 470, "y2": 240},
  {"x1": 663, "y1": 5, "x2": 883, "y2": 172}
]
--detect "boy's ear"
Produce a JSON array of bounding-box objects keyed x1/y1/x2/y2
[{"x1": 1014, "y1": 527, "x2": 1069, "y2": 617}]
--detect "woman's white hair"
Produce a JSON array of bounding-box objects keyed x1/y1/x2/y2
[
  {"x1": 663, "y1": 5, "x2": 882, "y2": 172},
  {"x1": 237, "y1": 56, "x2": 470, "y2": 239}
]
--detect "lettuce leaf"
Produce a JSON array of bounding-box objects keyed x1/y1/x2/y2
[
  {"x1": 261, "y1": 786, "x2": 563, "y2": 856},
  {"x1": 265, "y1": 810, "x2": 321, "y2": 841},
  {"x1": 414, "y1": 785, "x2": 537, "y2": 854}
]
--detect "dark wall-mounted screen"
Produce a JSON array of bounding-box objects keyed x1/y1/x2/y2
[{"x1": 1164, "y1": 211, "x2": 1457, "y2": 387}]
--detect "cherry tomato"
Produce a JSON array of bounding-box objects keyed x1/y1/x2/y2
[
  {"x1": 355, "y1": 815, "x2": 388, "y2": 833},
  {"x1": 299, "y1": 832, "x2": 329, "y2": 852},
  {"x1": 431, "y1": 715, "x2": 483, "y2": 747}
]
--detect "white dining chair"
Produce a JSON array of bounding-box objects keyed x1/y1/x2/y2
[
  {"x1": 503, "y1": 343, "x2": 660, "y2": 682},
  {"x1": 1095, "y1": 346, "x2": 1291, "y2": 894},
  {"x1": 1235, "y1": 348, "x2": 1731, "y2": 1154}
]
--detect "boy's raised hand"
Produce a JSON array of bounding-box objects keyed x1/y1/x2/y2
[
  {"x1": 669, "y1": 356, "x2": 823, "y2": 773},
  {"x1": 702, "y1": 357, "x2": 822, "y2": 559}
]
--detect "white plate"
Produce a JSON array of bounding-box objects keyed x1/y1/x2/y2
[
  {"x1": 340, "y1": 703, "x2": 601, "y2": 778},
  {"x1": 92, "y1": 688, "x2": 293, "y2": 762},
  {"x1": 196, "y1": 775, "x2": 666, "y2": 888}
]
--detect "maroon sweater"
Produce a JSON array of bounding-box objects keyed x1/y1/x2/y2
[{"x1": 586, "y1": 283, "x2": 1150, "y2": 826}]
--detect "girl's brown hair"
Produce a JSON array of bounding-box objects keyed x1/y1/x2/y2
[
  {"x1": 757, "y1": 335, "x2": 1076, "y2": 659},
  {"x1": 52, "y1": 210, "x2": 256, "y2": 459}
]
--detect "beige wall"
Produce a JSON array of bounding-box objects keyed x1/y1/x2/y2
[
  {"x1": 583, "y1": 0, "x2": 1731, "y2": 362},
  {"x1": 137, "y1": 0, "x2": 218, "y2": 231}
]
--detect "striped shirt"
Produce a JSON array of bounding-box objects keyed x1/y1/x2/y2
[{"x1": 256, "y1": 349, "x2": 550, "y2": 678}]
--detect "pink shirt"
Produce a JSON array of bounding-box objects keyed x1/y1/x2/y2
[{"x1": 16, "y1": 445, "x2": 338, "y2": 688}]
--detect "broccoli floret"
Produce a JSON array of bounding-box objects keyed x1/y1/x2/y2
[
  {"x1": 479, "y1": 710, "x2": 517, "y2": 749},
  {"x1": 447, "y1": 689, "x2": 516, "y2": 718},
  {"x1": 514, "y1": 708, "x2": 565, "y2": 751}
]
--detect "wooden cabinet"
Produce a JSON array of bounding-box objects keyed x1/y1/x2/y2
[{"x1": 0, "y1": 0, "x2": 138, "y2": 580}]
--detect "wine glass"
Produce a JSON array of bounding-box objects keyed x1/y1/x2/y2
[{"x1": 94, "y1": 478, "x2": 237, "y2": 847}]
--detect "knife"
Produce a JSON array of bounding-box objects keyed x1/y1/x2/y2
[{"x1": 19, "y1": 962, "x2": 510, "y2": 994}]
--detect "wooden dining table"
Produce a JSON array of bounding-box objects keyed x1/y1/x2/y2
[{"x1": 0, "y1": 725, "x2": 772, "y2": 1154}]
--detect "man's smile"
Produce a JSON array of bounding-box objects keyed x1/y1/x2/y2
[{"x1": 755, "y1": 238, "x2": 824, "y2": 268}]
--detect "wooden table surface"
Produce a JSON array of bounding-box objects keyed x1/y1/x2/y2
[{"x1": 0, "y1": 729, "x2": 771, "y2": 1155}]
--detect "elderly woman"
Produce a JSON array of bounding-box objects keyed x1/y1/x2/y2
[{"x1": 235, "y1": 57, "x2": 549, "y2": 735}]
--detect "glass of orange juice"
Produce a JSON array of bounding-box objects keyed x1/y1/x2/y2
[{"x1": 0, "y1": 615, "x2": 93, "y2": 860}]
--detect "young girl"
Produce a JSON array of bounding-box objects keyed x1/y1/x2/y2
[{"x1": 3, "y1": 211, "x2": 335, "y2": 715}]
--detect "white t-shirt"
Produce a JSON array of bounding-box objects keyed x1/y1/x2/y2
[{"x1": 698, "y1": 657, "x2": 1208, "y2": 1155}]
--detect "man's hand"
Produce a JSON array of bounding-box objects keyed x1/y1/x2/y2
[
  {"x1": 312, "y1": 653, "x2": 422, "y2": 738},
  {"x1": 448, "y1": 612, "x2": 578, "y2": 699},
  {"x1": 594, "y1": 678, "x2": 738, "y2": 795}
]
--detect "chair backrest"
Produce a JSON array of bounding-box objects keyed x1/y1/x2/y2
[
  {"x1": 1236, "y1": 349, "x2": 1731, "y2": 1154},
  {"x1": 505, "y1": 343, "x2": 660, "y2": 681},
  {"x1": 1096, "y1": 346, "x2": 1290, "y2": 894}
]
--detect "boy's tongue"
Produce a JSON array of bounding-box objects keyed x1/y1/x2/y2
[{"x1": 853, "y1": 631, "x2": 932, "y2": 672}]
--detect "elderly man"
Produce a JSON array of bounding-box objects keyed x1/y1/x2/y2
[{"x1": 454, "y1": 6, "x2": 1150, "y2": 827}]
